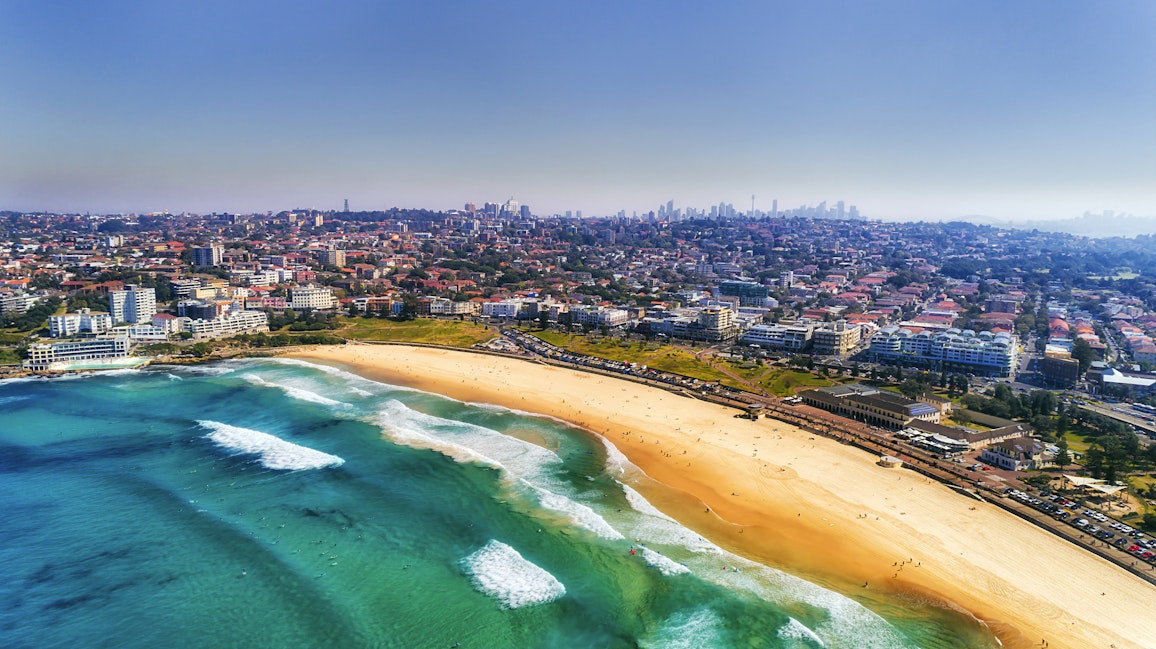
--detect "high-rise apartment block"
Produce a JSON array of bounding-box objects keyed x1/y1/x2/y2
[
  {"x1": 191, "y1": 244, "x2": 224, "y2": 267},
  {"x1": 109, "y1": 285, "x2": 157, "y2": 324},
  {"x1": 318, "y1": 249, "x2": 346, "y2": 267}
]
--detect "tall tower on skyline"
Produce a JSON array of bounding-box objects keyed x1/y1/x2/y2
[{"x1": 343, "y1": 199, "x2": 349, "y2": 213}]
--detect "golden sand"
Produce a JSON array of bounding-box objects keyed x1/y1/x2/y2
[{"x1": 290, "y1": 344, "x2": 1156, "y2": 649}]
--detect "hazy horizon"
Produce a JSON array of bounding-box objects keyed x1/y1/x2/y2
[{"x1": 2, "y1": 1, "x2": 1154, "y2": 221}]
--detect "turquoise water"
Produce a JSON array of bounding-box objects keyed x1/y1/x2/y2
[{"x1": 0, "y1": 359, "x2": 999, "y2": 648}]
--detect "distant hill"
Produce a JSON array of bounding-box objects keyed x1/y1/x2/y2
[
  {"x1": 904, "y1": 212, "x2": 1156, "y2": 238},
  {"x1": 1001, "y1": 214, "x2": 1156, "y2": 238}
]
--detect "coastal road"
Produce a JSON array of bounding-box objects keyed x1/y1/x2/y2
[{"x1": 1075, "y1": 401, "x2": 1156, "y2": 438}]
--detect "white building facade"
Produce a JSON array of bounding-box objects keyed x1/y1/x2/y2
[
  {"x1": 288, "y1": 286, "x2": 336, "y2": 311},
  {"x1": 109, "y1": 285, "x2": 157, "y2": 324},
  {"x1": 49, "y1": 309, "x2": 114, "y2": 337}
]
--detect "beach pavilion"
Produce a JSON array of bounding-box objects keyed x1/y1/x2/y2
[{"x1": 1061, "y1": 475, "x2": 1127, "y2": 496}]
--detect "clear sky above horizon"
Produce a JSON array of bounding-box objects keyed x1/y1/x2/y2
[{"x1": 2, "y1": 1, "x2": 1154, "y2": 221}]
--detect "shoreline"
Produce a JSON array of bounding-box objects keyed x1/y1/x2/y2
[{"x1": 287, "y1": 343, "x2": 1155, "y2": 649}]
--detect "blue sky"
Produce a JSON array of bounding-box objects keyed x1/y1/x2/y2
[{"x1": 1, "y1": 0, "x2": 1153, "y2": 221}]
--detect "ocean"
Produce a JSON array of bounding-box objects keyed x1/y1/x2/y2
[{"x1": 0, "y1": 358, "x2": 999, "y2": 648}]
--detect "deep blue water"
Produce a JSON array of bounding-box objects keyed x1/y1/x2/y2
[{"x1": 0, "y1": 359, "x2": 998, "y2": 648}]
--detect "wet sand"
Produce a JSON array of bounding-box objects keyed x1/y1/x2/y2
[{"x1": 290, "y1": 344, "x2": 1156, "y2": 649}]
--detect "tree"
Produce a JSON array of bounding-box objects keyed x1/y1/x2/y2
[
  {"x1": 1143, "y1": 513, "x2": 1156, "y2": 533},
  {"x1": 1054, "y1": 438, "x2": 1071, "y2": 470},
  {"x1": 1071, "y1": 338, "x2": 1094, "y2": 374},
  {"x1": 899, "y1": 379, "x2": 925, "y2": 399}
]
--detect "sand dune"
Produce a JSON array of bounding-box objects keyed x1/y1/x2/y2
[{"x1": 290, "y1": 344, "x2": 1156, "y2": 649}]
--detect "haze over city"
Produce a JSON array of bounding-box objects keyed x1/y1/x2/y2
[{"x1": 2, "y1": 0, "x2": 1154, "y2": 222}]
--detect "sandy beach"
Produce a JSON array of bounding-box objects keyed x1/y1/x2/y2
[{"x1": 290, "y1": 344, "x2": 1156, "y2": 649}]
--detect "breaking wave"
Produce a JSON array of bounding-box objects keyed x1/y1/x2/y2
[
  {"x1": 199, "y1": 420, "x2": 345, "y2": 471},
  {"x1": 460, "y1": 540, "x2": 565, "y2": 609}
]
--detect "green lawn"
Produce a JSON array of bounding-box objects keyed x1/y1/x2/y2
[
  {"x1": 643, "y1": 349, "x2": 732, "y2": 383},
  {"x1": 758, "y1": 369, "x2": 833, "y2": 396},
  {"x1": 0, "y1": 348, "x2": 21, "y2": 365},
  {"x1": 1061, "y1": 432, "x2": 1093, "y2": 455},
  {"x1": 524, "y1": 330, "x2": 735, "y2": 383},
  {"x1": 0, "y1": 331, "x2": 27, "y2": 345},
  {"x1": 1130, "y1": 474, "x2": 1156, "y2": 493},
  {"x1": 520, "y1": 329, "x2": 838, "y2": 395},
  {"x1": 336, "y1": 317, "x2": 494, "y2": 348}
]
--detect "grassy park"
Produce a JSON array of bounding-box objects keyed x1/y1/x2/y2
[
  {"x1": 336, "y1": 317, "x2": 494, "y2": 348},
  {"x1": 519, "y1": 327, "x2": 835, "y2": 396}
]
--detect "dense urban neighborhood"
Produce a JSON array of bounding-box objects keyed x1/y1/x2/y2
[{"x1": 4, "y1": 205, "x2": 1156, "y2": 551}]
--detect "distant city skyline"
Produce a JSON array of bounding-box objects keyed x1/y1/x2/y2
[{"x1": 2, "y1": 1, "x2": 1153, "y2": 222}]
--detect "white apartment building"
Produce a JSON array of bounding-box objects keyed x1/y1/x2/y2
[
  {"x1": 109, "y1": 285, "x2": 157, "y2": 324},
  {"x1": 482, "y1": 300, "x2": 524, "y2": 319},
  {"x1": 49, "y1": 309, "x2": 114, "y2": 337},
  {"x1": 23, "y1": 337, "x2": 132, "y2": 371},
  {"x1": 151, "y1": 313, "x2": 186, "y2": 334},
  {"x1": 0, "y1": 291, "x2": 39, "y2": 315},
  {"x1": 170, "y1": 278, "x2": 203, "y2": 298},
  {"x1": 570, "y1": 306, "x2": 631, "y2": 328},
  {"x1": 229, "y1": 269, "x2": 279, "y2": 287},
  {"x1": 642, "y1": 306, "x2": 737, "y2": 342},
  {"x1": 288, "y1": 285, "x2": 336, "y2": 310},
  {"x1": 742, "y1": 323, "x2": 813, "y2": 352},
  {"x1": 186, "y1": 310, "x2": 271, "y2": 339},
  {"x1": 110, "y1": 324, "x2": 170, "y2": 342},
  {"x1": 427, "y1": 297, "x2": 478, "y2": 316},
  {"x1": 811, "y1": 320, "x2": 864, "y2": 356},
  {"x1": 870, "y1": 326, "x2": 1019, "y2": 376}
]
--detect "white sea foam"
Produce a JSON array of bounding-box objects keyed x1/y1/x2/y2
[
  {"x1": 165, "y1": 364, "x2": 237, "y2": 377},
  {"x1": 611, "y1": 469, "x2": 906, "y2": 646},
  {"x1": 37, "y1": 368, "x2": 143, "y2": 382},
  {"x1": 460, "y1": 540, "x2": 565, "y2": 609},
  {"x1": 621, "y1": 484, "x2": 676, "y2": 522},
  {"x1": 242, "y1": 374, "x2": 350, "y2": 408},
  {"x1": 779, "y1": 617, "x2": 825, "y2": 646},
  {"x1": 199, "y1": 420, "x2": 345, "y2": 471},
  {"x1": 640, "y1": 608, "x2": 726, "y2": 649},
  {"x1": 528, "y1": 482, "x2": 624, "y2": 540},
  {"x1": 617, "y1": 483, "x2": 722, "y2": 555},
  {"x1": 639, "y1": 546, "x2": 690, "y2": 576},
  {"x1": 376, "y1": 399, "x2": 553, "y2": 471},
  {"x1": 600, "y1": 437, "x2": 642, "y2": 479},
  {"x1": 268, "y1": 357, "x2": 408, "y2": 393},
  {"x1": 462, "y1": 399, "x2": 579, "y2": 429},
  {"x1": 701, "y1": 559, "x2": 909, "y2": 649},
  {"x1": 0, "y1": 395, "x2": 31, "y2": 406},
  {"x1": 377, "y1": 399, "x2": 625, "y2": 540}
]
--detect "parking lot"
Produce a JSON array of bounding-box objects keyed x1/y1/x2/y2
[{"x1": 1005, "y1": 488, "x2": 1156, "y2": 565}]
